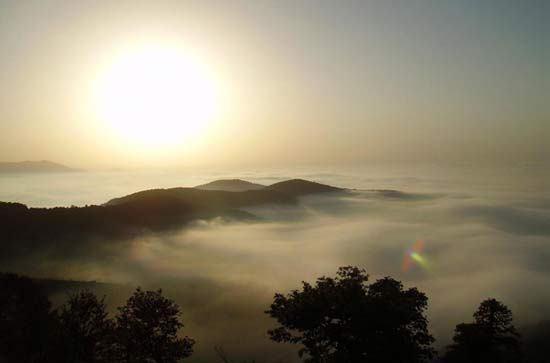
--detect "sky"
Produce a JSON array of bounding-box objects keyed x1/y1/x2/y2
[{"x1": 0, "y1": 0, "x2": 548, "y2": 168}]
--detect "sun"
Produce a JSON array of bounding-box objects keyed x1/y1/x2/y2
[{"x1": 94, "y1": 45, "x2": 219, "y2": 150}]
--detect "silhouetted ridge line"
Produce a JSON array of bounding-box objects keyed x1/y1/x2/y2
[
  {"x1": 105, "y1": 178, "x2": 342, "y2": 207},
  {"x1": 267, "y1": 178, "x2": 342, "y2": 196},
  {"x1": 104, "y1": 187, "x2": 295, "y2": 208},
  {"x1": 0, "y1": 160, "x2": 79, "y2": 173},
  {"x1": 0, "y1": 179, "x2": 343, "y2": 258},
  {"x1": 194, "y1": 179, "x2": 265, "y2": 192}
]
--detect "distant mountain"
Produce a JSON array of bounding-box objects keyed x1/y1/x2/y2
[
  {"x1": 267, "y1": 179, "x2": 342, "y2": 197},
  {"x1": 0, "y1": 160, "x2": 77, "y2": 173},
  {"x1": 107, "y1": 179, "x2": 341, "y2": 208},
  {"x1": 0, "y1": 178, "x2": 343, "y2": 261},
  {"x1": 105, "y1": 187, "x2": 295, "y2": 209},
  {"x1": 195, "y1": 179, "x2": 265, "y2": 192}
]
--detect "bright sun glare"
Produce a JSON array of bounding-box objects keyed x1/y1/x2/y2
[{"x1": 94, "y1": 45, "x2": 219, "y2": 150}]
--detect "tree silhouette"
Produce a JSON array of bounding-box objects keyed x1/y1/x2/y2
[
  {"x1": 0, "y1": 273, "x2": 57, "y2": 362},
  {"x1": 57, "y1": 291, "x2": 115, "y2": 362},
  {"x1": 265, "y1": 266, "x2": 435, "y2": 363},
  {"x1": 443, "y1": 298, "x2": 521, "y2": 363},
  {"x1": 114, "y1": 288, "x2": 194, "y2": 362}
]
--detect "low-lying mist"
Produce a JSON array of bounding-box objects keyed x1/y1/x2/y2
[{"x1": 5, "y1": 184, "x2": 550, "y2": 362}]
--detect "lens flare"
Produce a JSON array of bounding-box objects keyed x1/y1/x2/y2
[{"x1": 402, "y1": 240, "x2": 430, "y2": 272}]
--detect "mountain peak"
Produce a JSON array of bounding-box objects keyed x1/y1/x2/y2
[
  {"x1": 267, "y1": 179, "x2": 342, "y2": 196},
  {"x1": 194, "y1": 179, "x2": 265, "y2": 192}
]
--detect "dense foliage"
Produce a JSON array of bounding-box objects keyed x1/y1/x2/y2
[
  {"x1": 0, "y1": 274, "x2": 193, "y2": 363},
  {"x1": 266, "y1": 266, "x2": 435, "y2": 363},
  {"x1": 443, "y1": 298, "x2": 521, "y2": 363},
  {"x1": 2, "y1": 268, "x2": 547, "y2": 362},
  {"x1": 115, "y1": 289, "x2": 195, "y2": 362}
]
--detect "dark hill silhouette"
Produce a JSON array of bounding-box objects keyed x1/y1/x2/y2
[
  {"x1": 0, "y1": 179, "x2": 343, "y2": 262},
  {"x1": 195, "y1": 179, "x2": 265, "y2": 192},
  {"x1": 105, "y1": 187, "x2": 295, "y2": 209},
  {"x1": 0, "y1": 160, "x2": 78, "y2": 173},
  {"x1": 105, "y1": 178, "x2": 341, "y2": 208},
  {"x1": 267, "y1": 178, "x2": 342, "y2": 196}
]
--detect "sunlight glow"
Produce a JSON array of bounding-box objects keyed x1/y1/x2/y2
[{"x1": 94, "y1": 44, "x2": 219, "y2": 150}]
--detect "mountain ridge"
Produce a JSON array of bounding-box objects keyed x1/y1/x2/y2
[
  {"x1": 0, "y1": 178, "x2": 344, "y2": 259},
  {"x1": 267, "y1": 178, "x2": 342, "y2": 196},
  {"x1": 0, "y1": 160, "x2": 78, "y2": 173},
  {"x1": 106, "y1": 179, "x2": 342, "y2": 207},
  {"x1": 195, "y1": 179, "x2": 265, "y2": 192}
]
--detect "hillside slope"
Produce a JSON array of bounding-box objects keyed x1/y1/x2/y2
[
  {"x1": 195, "y1": 179, "x2": 265, "y2": 192},
  {"x1": 0, "y1": 179, "x2": 343, "y2": 262},
  {"x1": 267, "y1": 179, "x2": 342, "y2": 196}
]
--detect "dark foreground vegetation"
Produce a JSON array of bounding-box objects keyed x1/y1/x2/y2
[
  {"x1": 1, "y1": 268, "x2": 548, "y2": 363},
  {"x1": 0, "y1": 273, "x2": 194, "y2": 363}
]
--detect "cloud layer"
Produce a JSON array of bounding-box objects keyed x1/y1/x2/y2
[{"x1": 7, "y1": 183, "x2": 550, "y2": 362}]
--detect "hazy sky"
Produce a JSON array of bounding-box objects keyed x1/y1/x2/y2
[{"x1": 0, "y1": 0, "x2": 547, "y2": 168}]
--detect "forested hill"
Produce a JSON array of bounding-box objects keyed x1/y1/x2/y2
[
  {"x1": 0, "y1": 179, "x2": 343, "y2": 260},
  {"x1": 194, "y1": 179, "x2": 265, "y2": 191}
]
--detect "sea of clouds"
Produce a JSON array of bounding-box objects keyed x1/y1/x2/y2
[{"x1": 1, "y1": 164, "x2": 549, "y2": 362}]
